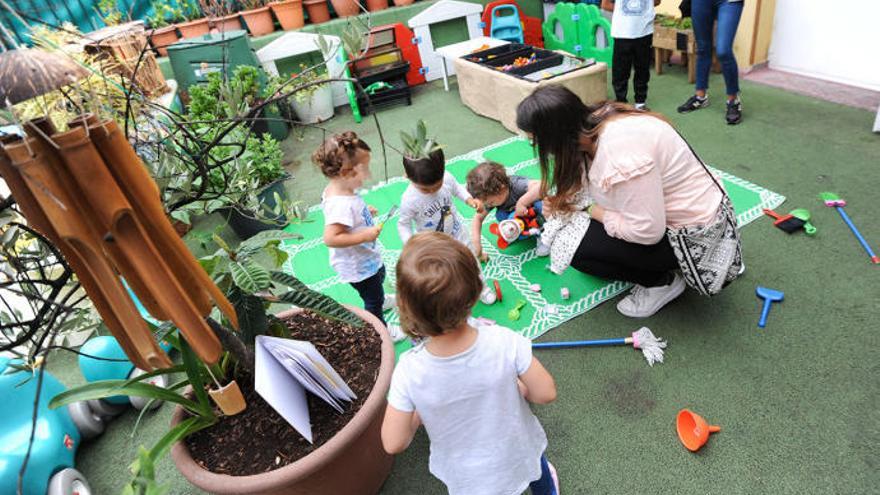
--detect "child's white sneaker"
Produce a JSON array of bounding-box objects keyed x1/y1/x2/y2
[
  {"x1": 386, "y1": 324, "x2": 407, "y2": 342},
  {"x1": 535, "y1": 239, "x2": 551, "y2": 257},
  {"x1": 383, "y1": 294, "x2": 397, "y2": 311}
]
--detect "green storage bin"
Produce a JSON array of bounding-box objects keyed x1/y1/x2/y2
[{"x1": 167, "y1": 30, "x2": 260, "y2": 97}]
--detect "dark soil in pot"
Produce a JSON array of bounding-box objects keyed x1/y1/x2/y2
[{"x1": 184, "y1": 311, "x2": 381, "y2": 476}]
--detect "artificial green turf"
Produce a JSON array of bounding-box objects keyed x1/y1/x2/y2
[{"x1": 66, "y1": 66, "x2": 880, "y2": 494}]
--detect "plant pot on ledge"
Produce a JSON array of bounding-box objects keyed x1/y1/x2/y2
[
  {"x1": 149, "y1": 26, "x2": 179, "y2": 56},
  {"x1": 392, "y1": 0, "x2": 414, "y2": 5},
  {"x1": 171, "y1": 306, "x2": 395, "y2": 495},
  {"x1": 329, "y1": 0, "x2": 361, "y2": 17},
  {"x1": 365, "y1": 0, "x2": 388, "y2": 11},
  {"x1": 241, "y1": 7, "x2": 276, "y2": 36},
  {"x1": 303, "y1": 0, "x2": 331, "y2": 23},
  {"x1": 223, "y1": 173, "x2": 292, "y2": 239},
  {"x1": 177, "y1": 18, "x2": 211, "y2": 39},
  {"x1": 214, "y1": 14, "x2": 243, "y2": 33},
  {"x1": 270, "y1": 0, "x2": 305, "y2": 30}
]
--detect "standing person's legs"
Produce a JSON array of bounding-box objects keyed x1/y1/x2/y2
[
  {"x1": 715, "y1": 0, "x2": 744, "y2": 97},
  {"x1": 612, "y1": 37, "x2": 635, "y2": 103},
  {"x1": 350, "y1": 265, "x2": 387, "y2": 326},
  {"x1": 529, "y1": 454, "x2": 560, "y2": 495},
  {"x1": 632, "y1": 33, "x2": 653, "y2": 105},
  {"x1": 691, "y1": 0, "x2": 716, "y2": 95}
]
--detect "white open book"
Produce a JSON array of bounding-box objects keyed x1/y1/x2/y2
[{"x1": 254, "y1": 335, "x2": 356, "y2": 443}]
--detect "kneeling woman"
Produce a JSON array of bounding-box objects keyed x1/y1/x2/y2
[{"x1": 516, "y1": 86, "x2": 742, "y2": 318}]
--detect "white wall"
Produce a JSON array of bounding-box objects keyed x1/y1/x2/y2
[{"x1": 769, "y1": 0, "x2": 880, "y2": 91}]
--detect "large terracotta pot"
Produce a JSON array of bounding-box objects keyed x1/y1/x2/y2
[
  {"x1": 177, "y1": 18, "x2": 211, "y2": 39},
  {"x1": 270, "y1": 0, "x2": 305, "y2": 30},
  {"x1": 392, "y1": 0, "x2": 414, "y2": 5},
  {"x1": 329, "y1": 0, "x2": 361, "y2": 17},
  {"x1": 304, "y1": 0, "x2": 331, "y2": 23},
  {"x1": 241, "y1": 7, "x2": 276, "y2": 36},
  {"x1": 214, "y1": 14, "x2": 242, "y2": 33},
  {"x1": 365, "y1": 0, "x2": 388, "y2": 11},
  {"x1": 171, "y1": 305, "x2": 395, "y2": 495},
  {"x1": 149, "y1": 26, "x2": 179, "y2": 57}
]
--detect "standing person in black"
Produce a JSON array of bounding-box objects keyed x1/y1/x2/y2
[{"x1": 602, "y1": 0, "x2": 662, "y2": 110}]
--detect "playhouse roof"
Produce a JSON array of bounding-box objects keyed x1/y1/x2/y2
[
  {"x1": 257, "y1": 31, "x2": 340, "y2": 61},
  {"x1": 407, "y1": 0, "x2": 483, "y2": 28}
]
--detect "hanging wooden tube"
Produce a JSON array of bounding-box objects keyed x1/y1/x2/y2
[
  {"x1": 50, "y1": 125, "x2": 222, "y2": 365},
  {"x1": 77, "y1": 116, "x2": 239, "y2": 329},
  {"x1": 0, "y1": 136, "x2": 171, "y2": 370}
]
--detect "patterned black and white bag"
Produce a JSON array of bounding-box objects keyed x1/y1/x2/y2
[{"x1": 666, "y1": 134, "x2": 744, "y2": 296}]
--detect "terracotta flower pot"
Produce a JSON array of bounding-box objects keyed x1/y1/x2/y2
[
  {"x1": 177, "y1": 18, "x2": 211, "y2": 39},
  {"x1": 270, "y1": 0, "x2": 305, "y2": 30},
  {"x1": 171, "y1": 305, "x2": 395, "y2": 495},
  {"x1": 392, "y1": 0, "x2": 414, "y2": 5},
  {"x1": 365, "y1": 0, "x2": 387, "y2": 11},
  {"x1": 304, "y1": 0, "x2": 331, "y2": 23},
  {"x1": 214, "y1": 14, "x2": 242, "y2": 33},
  {"x1": 149, "y1": 26, "x2": 179, "y2": 57},
  {"x1": 241, "y1": 7, "x2": 276, "y2": 36},
  {"x1": 329, "y1": 0, "x2": 361, "y2": 17}
]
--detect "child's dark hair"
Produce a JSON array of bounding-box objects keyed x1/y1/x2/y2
[
  {"x1": 402, "y1": 148, "x2": 445, "y2": 186},
  {"x1": 312, "y1": 131, "x2": 372, "y2": 178},
  {"x1": 395, "y1": 232, "x2": 482, "y2": 337},
  {"x1": 466, "y1": 161, "x2": 509, "y2": 199}
]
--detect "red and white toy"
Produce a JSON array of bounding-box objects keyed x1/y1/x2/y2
[{"x1": 488, "y1": 207, "x2": 541, "y2": 249}]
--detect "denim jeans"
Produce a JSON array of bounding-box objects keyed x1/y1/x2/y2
[
  {"x1": 528, "y1": 454, "x2": 557, "y2": 495},
  {"x1": 692, "y1": 0, "x2": 744, "y2": 95},
  {"x1": 350, "y1": 265, "x2": 386, "y2": 326}
]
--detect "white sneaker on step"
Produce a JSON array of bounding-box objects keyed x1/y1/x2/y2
[
  {"x1": 616, "y1": 273, "x2": 686, "y2": 318},
  {"x1": 386, "y1": 324, "x2": 407, "y2": 343},
  {"x1": 383, "y1": 294, "x2": 397, "y2": 312}
]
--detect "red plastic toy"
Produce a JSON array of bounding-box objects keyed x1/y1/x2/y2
[{"x1": 489, "y1": 207, "x2": 541, "y2": 249}]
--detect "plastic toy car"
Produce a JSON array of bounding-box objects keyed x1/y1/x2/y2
[
  {"x1": 0, "y1": 356, "x2": 102, "y2": 495},
  {"x1": 78, "y1": 335, "x2": 172, "y2": 416}
]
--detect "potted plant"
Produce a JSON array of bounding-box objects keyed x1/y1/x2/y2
[
  {"x1": 200, "y1": 0, "x2": 243, "y2": 31},
  {"x1": 147, "y1": 3, "x2": 180, "y2": 56},
  {"x1": 365, "y1": 0, "x2": 388, "y2": 11},
  {"x1": 329, "y1": 0, "x2": 361, "y2": 17},
  {"x1": 239, "y1": 0, "x2": 277, "y2": 36},
  {"x1": 280, "y1": 64, "x2": 334, "y2": 124},
  {"x1": 269, "y1": 0, "x2": 305, "y2": 30},
  {"x1": 303, "y1": 0, "x2": 331, "y2": 23},
  {"x1": 49, "y1": 232, "x2": 395, "y2": 495},
  {"x1": 177, "y1": 1, "x2": 211, "y2": 39},
  {"x1": 400, "y1": 119, "x2": 444, "y2": 173}
]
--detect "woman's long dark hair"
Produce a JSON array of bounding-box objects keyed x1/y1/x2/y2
[{"x1": 516, "y1": 86, "x2": 662, "y2": 211}]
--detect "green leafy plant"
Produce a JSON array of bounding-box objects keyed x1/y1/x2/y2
[
  {"x1": 400, "y1": 119, "x2": 442, "y2": 159},
  {"x1": 98, "y1": 0, "x2": 123, "y2": 25}
]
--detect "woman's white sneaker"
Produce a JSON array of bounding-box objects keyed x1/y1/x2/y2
[{"x1": 616, "y1": 273, "x2": 686, "y2": 318}]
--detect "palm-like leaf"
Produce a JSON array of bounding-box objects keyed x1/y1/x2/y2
[{"x1": 270, "y1": 271, "x2": 365, "y2": 327}]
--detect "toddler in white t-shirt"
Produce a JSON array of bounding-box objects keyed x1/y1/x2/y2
[
  {"x1": 313, "y1": 132, "x2": 404, "y2": 341},
  {"x1": 381, "y1": 232, "x2": 560, "y2": 495}
]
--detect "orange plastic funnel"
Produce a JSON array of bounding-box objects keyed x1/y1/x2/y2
[{"x1": 676, "y1": 409, "x2": 721, "y2": 452}]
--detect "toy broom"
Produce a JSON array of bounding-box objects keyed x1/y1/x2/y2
[
  {"x1": 763, "y1": 208, "x2": 805, "y2": 233},
  {"x1": 532, "y1": 327, "x2": 667, "y2": 366},
  {"x1": 819, "y1": 192, "x2": 879, "y2": 264}
]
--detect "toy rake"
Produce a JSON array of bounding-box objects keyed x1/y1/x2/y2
[{"x1": 533, "y1": 327, "x2": 667, "y2": 366}]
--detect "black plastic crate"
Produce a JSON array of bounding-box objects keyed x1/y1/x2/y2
[
  {"x1": 461, "y1": 43, "x2": 530, "y2": 63},
  {"x1": 356, "y1": 78, "x2": 412, "y2": 115},
  {"x1": 483, "y1": 48, "x2": 564, "y2": 77},
  {"x1": 355, "y1": 62, "x2": 410, "y2": 87}
]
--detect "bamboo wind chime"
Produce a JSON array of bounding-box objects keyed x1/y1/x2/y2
[{"x1": 0, "y1": 116, "x2": 238, "y2": 370}]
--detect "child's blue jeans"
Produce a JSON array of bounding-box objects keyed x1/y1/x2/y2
[
  {"x1": 529, "y1": 454, "x2": 557, "y2": 495},
  {"x1": 350, "y1": 265, "x2": 386, "y2": 326}
]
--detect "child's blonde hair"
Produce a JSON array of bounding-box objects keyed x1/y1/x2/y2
[
  {"x1": 395, "y1": 232, "x2": 482, "y2": 337},
  {"x1": 311, "y1": 131, "x2": 371, "y2": 178}
]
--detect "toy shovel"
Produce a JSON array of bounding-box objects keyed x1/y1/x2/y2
[
  {"x1": 76, "y1": 116, "x2": 238, "y2": 329},
  {"x1": 1, "y1": 136, "x2": 171, "y2": 370},
  {"x1": 51, "y1": 125, "x2": 222, "y2": 365},
  {"x1": 789, "y1": 209, "x2": 817, "y2": 236}
]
